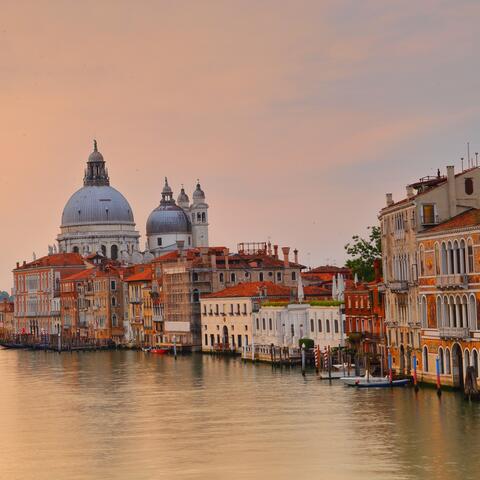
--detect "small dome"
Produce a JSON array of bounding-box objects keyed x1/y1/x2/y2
[
  {"x1": 88, "y1": 139, "x2": 104, "y2": 163},
  {"x1": 61, "y1": 185, "x2": 135, "y2": 227},
  {"x1": 162, "y1": 177, "x2": 173, "y2": 196},
  {"x1": 177, "y1": 187, "x2": 190, "y2": 206},
  {"x1": 193, "y1": 181, "x2": 205, "y2": 202},
  {"x1": 146, "y1": 204, "x2": 192, "y2": 235}
]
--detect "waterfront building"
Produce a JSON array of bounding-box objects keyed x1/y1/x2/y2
[
  {"x1": 417, "y1": 208, "x2": 480, "y2": 388},
  {"x1": 125, "y1": 265, "x2": 163, "y2": 347},
  {"x1": 379, "y1": 165, "x2": 480, "y2": 375},
  {"x1": 253, "y1": 301, "x2": 345, "y2": 351},
  {"x1": 0, "y1": 298, "x2": 14, "y2": 339},
  {"x1": 61, "y1": 260, "x2": 127, "y2": 344},
  {"x1": 152, "y1": 242, "x2": 303, "y2": 350},
  {"x1": 57, "y1": 141, "x2": 140, "y2": 259},
  {"x1": 344, "y1": 262, "x2": 386, "y2": 358},
  {"x1": 13, "y1": 253, "x2": 87, "y2": 340},
  {"x1": 200, "y1": 281, "x2": 291, "y2": 353}
]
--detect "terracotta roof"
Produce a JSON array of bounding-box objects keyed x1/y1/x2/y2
[
  {"x1": 16, "y1": 253, "x2": 85, "y2": 270},
  {"x1": 205, "y1": 281, "x2": 292, "y2": 299},
  {"x1": 420, "y1": 208, "x2": 480, "y2": 234},
  {"x1": 304, "y1": 286, "x2": 330, "y2": 296},
  {"x1": 125, "y1": 266, "x2": 152, "y2": 282},
  {"x1": 63, "y1": 269, "x2": 94, "y2": 281}
]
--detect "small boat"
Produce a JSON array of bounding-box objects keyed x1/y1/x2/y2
[
  {"x1": 341, "y1": 373, "x2": 410, "y2": 388},
  {"x1": 150, "y1": 348, "x2": 169, "y2": 355}
]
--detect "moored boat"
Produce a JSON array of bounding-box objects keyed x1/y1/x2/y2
[{"x1": 341, "y1": 373, "x2": 410, "y2": 388}]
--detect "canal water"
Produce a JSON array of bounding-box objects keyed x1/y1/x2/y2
[{"x1": 0, "y1": 350, "x2": 479, "y2": 480}]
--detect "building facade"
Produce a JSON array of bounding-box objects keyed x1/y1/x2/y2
[
  {"x1": 200, "y1": 282, "x2": 291, "y2": 353},
  {"x1": 380, "y1": 165, "x2": 480, "y2": 375},
  {"x1": 417, "y1": 208, "x2": 480, "y2": 387}
]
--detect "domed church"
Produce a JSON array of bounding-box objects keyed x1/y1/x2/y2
[
  {"x1": 146, "y1": 178, "x2": 209, "y2": 256},
  {"x1": 57, "y1": 141, "x2": 140, "y2": 259}
]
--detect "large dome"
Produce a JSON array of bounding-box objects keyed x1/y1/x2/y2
[
  {"x1": 61, "y1": 185, "x2": 135, "y2": 227},
  {"x1": 146, "y1": 204, "x2": 192, "y2": 235}
]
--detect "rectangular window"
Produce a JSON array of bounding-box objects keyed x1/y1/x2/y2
[
  {"x1": 237, "y1": 335, "x2": 242, "y2": 347},
  {"x1": 210, "y1": 334, "x2": 214, "y2": 346},
  {"x1": 292, "y1": 272, "x2": 297, "y2": 281},
  {"x1": 421, "y1": 204, "x2": 436, "y2": 225},
  {"x1": 318, "y1": 319, "x2": 322, "y2": 332},
  {"x1": 310, "y1": 319, "x2": 314, "y2": 332},
  {"x1": 157, "y1": 237, "x2": 162, "y2": 246},
  {"x1": 204, "y1": 334, "x2": 208, "y2": 346}
]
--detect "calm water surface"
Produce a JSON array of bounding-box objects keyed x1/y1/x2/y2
[{"x1": 0, "y1": 350, "x2": 479, "y2": 480}]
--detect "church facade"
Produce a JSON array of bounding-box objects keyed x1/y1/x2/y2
[{"x1": 57, "y1": 141, "x2": 209, "y2": 261}]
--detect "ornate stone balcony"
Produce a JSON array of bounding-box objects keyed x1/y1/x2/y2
[
  {"x1": 438, "y1": 326, "x2": 470, "y2": 339},
  {"x1": 435, "y1": 274, "x2": 468, "y2": 290},
  {"x1": 388, "y1": 280, "x2": 409, "y2": 292}
]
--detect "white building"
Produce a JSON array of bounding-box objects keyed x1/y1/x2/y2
[
  {"x1": 57, "y1": 141, "x2": 140, "y2": 259},
  {"x1": 253, "y1": 303, "x2": 345, "y2": 350}
]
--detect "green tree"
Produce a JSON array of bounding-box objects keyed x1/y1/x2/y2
[{"x1": 344, "y1": 226, "x2": 381, "y2": 282}]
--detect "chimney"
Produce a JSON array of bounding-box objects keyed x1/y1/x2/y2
[
  {"x1": 282, "y1": 247, "x2": 290, "y2": 267},
  {"x1": 406, "y1": 185, "x2": 414, "y2": 199},
  {"x1": 373, "y1": 258, "x2": 382, "y2": 283},
  {"x1": 267, "y1": 241, "x2": 272, "y2": 256},
  {"x1": 223, "y1": 248, "x2": 230, "y2": 270},
  {"x1": 447, "y1": 165, "x2": 457, "y2": 218},
  {"x1": 273, "y1": 245, "x2": 279, "y2": 259},
  {"x1": 16, "y1": 262, "x2": 19, "y2": 269},
  {"x1": 23, "y1": 260, "x2": 26, "y2": 267},
  {"x1": 293, "y1": 249, "x2": 299, "y2": 264},
  {"x1": 386, "y1": 193, "x2": 394, "y2": 206}
]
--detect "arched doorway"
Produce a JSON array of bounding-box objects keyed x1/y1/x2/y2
[
  {"x1": 222, "y1": 326, "x2": 229, "y2": 347},
  {"x1": 452, "y1": 343, "x2": 464, "y2": 389},
  {"x1": 399, "y1": 345, "x2": 405, "y2": 374}
]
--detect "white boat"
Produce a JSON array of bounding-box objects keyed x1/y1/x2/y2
[{"x1": 341, "y1": 373, "x2": 410, "y2": 388}]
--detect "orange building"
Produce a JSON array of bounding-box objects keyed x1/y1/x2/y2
[
  {"x1": 417, "y1": 208, "x2": 480, "y2": 388},
  {"x1": 0, "y1": 298, "x2": 14, "y2": 339}
]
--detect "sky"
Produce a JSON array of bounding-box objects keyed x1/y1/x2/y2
[{"x1": 1, "y1": 0, "x2": 480, "y2": 290}]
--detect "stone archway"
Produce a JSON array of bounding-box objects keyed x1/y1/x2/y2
[
  {"x1": 222, "y1": 326, "x2": 229, "y2": 346},
  {"x1": 452, "y1": 343, "x2": 464, "y2": 389}
]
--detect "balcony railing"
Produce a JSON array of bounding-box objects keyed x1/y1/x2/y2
[
  {"x1": 439, "y1": 326, "x2": 470, "y2": 339},
  {"x1": 435, "y1": 274, "x2": 468, "y2": 290},
  {"x1": 388, "y1": 280, "x2": 409, "y2": 292}
]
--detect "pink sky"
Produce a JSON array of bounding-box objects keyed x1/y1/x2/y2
[{"x1": 1, "y1": 0, "x2": 480, "y2": 289}]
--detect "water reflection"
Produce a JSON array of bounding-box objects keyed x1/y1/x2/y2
[{"x1": 0, "y1": 350, "x2": 477, "y2": 480}]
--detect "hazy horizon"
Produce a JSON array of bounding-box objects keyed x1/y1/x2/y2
[{"x1": 2, "y1": 0, "x2": 480, "y2": 290}]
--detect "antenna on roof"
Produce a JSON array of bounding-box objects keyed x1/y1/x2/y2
[
  {"x1": 461, "y1": 157, "x2": 464, "y2": 171},
  {"x1": 467, "y1": 142, "x2": 471, "y2": 168},
  {"x1": 476, "y1": 152, "x2": 479, "y2": 167}
]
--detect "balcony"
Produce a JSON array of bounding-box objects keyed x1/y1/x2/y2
[
  {"x1": 439, "y1": 327, "x2": 470, "y2": 339},
  {"x1": 388, "y1": 281, "x2": 409, "y2": 292},
  {"x1": 435, "y1": 274, "x2": 468, "y2": 290}
]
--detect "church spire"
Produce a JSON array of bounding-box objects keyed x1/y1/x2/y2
[{"x1": 84, "y1": 140, "x2": 110, "y2": 186}]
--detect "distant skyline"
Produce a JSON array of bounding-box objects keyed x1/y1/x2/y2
[{"x1": 2, "y1": 0, "x2": 480, "y2": 289}]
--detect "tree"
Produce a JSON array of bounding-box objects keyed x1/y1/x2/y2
[{"x1": 344, "y1": 226, "x2": 381, "y2": 282}]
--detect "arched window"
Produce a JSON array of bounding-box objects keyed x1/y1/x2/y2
[
  {"x1": 318, "y1": 319, "x2": 322, "y2": 332},
  {"x1": 473, "y1": 349, "x2": 479, "y2": 377},
  {"x1": 421, "y1": 296, "x2": 427, "y2": 327},
  {"x1": 419, "y1": 245, "x2": 425, "y2": 276},
  {"x1": 445, "y1": 348, "x2": 451, "y2": 374},
  {"x1": 269, "y1": 318, "x2": 273, "y2": 331},
  {"x1": 439, "y1": 347, "x2": 445, "y2": 374},
  {"x1": 201, "y1": 212, "x2": 206, "y2": 223},
  {"x1": 447, "y1": 241, "x2": 454, "y2": 274},
  {"x1": 468, "y1": 239, "x2": 474, "y2": 273},
  {"x1": 111, "y1": 296, "x2": 116, "y2": 307},
  {"x1": 441, "y1": 242, "x2": 447, "y2": 274},
  {"x1": 111, "y1": 244, "x2": 118, "y2": 260},
  {"x1": 465, "y1": 349, "x2": 471, "y2": 370},
  {"x1": 72, "y1": 246, "x2": 79, "y2": 254},
  {"x1": 101, "y1": 245, "x2": 107, "y2": 257},
  {"x1": 112, "y1": 314, "x2": 117, "y2": 327},
  {"x1": 326, "y1": 320, "x2": 330, "y2": 333},
  {"x1": 192, "y1": 289, "x2": 200, "y2": 303},
  {"x1": 310, "y1": 319, "x2": 314, "y2": 332},
  {"x1": 219, "y1": 272, "x2": 224, "y2": 283},
  {"x1": 460, "y1": 239, "x2": 466, "y2": 274},
  {"x1": 469, "y1": 294, "x2": 477, "y2": 330},
  {"x1": 434, "y1": 243, "x2": 440, "y2": 275},
  {"x1": 423, "y1": 346, "x2": 429, "y2": 372}
]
